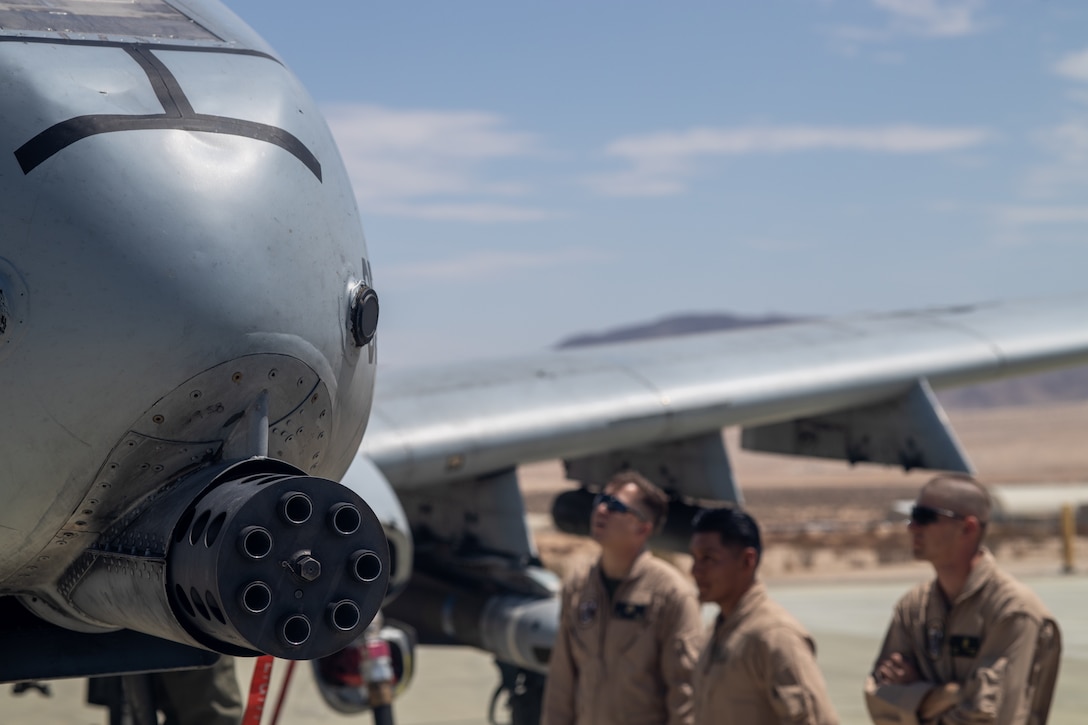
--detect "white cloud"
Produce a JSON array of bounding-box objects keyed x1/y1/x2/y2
[
  {"x1": 995, "y1": 206, "x2": 1088, "y2": 225},
  {"x1": 606, "y1": 125, "x2": 991, "y2": 156},
  {"x1": 370, "y1": 202, "x2": 556, "y2": 223},
  {"x1": 1055, "y1": 49, "x2": 1088, "y2": 82},
  {"x1": 1022, "y1": 121, "x2": 1088, "y2": 199},
  {"x1": 1041, "y1": 121, "x2": 1088, "y2": 162},
  {"x1": 586, "y1": 124, "x2": 993, "y2": 197},
  {"x1": 1023, "y1": 166, "x2": 1088, "y2": 200},
  {"x1": 873, "y1": 0, "x2": 986, "y2": 38},
  {"x1": 323, "y1": 104, "x2": 549, "y2": 222},
  {"x1": 827, "y1": 0, "x2": 985, "y2": 55},
  {"x1": 381, "y1": 248, "x2": 611, "y2": 283}
]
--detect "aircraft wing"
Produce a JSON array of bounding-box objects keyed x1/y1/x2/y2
[
  {"x1": 331, "y1": 295, "x2": 1088, "y2": 694},
  {"x1": 363, "y1": 296, "x2": 1088, "y2": 495}
]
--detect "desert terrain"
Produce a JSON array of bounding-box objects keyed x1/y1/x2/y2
[{"x1": 523, "y1": 401, "x2": 1088, "y2": 580}]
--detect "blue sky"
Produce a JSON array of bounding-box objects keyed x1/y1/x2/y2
[{"x1": 223, "y1": 1, "x2": 1088, "y2": 367}]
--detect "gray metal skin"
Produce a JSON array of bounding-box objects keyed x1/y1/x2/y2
[
  {"x1": 3, "y1": 0, "x2": 1088, "y2": 715},
  {"x1": 356, "y1": 296, "x2": 1088, "y2": 682},
  {"x1": 364, "y1": 299, "x2": 1088, "y2": 487},
  {"x1": 0, "y1": 0, "x2": 390, "y2": 673}
]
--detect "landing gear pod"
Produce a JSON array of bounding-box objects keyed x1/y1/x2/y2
[{"x1": 312, "y1": 623, "x2": 417, "y2": 714}]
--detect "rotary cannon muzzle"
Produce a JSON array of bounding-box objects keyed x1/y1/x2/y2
[
  {"x1": 64, "y1": 459, "x2": 390, "y2": 661},
  {"x1": 167, "y1": 466, "x2": 389, "y2": 659}
]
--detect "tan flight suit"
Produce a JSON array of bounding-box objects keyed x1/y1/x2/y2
[
  {"x1": 865, "y1": 549, "x2": 1061, "y2": 725},
  {"x1": 542, "y1": 551, "x2": 704, "y2": 725},
  {"x1": 692, "y1": 582, "x2": 838, "y2": 725}
]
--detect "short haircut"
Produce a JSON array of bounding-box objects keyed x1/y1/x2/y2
[
  {"x1": 605, "y1": 470, "x2": 669, "y2": 533},
  {"x1": 920, "y1": 474, "x2": 993, "y2": 546},
  {"x1": 921, "y1": 474, "x2": 992, "y2": 525},
  {"x1": 692, "y1": 506, "x2": 762, "y2": 563}
]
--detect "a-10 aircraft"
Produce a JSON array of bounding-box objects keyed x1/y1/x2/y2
[{"x1": 3, "y1": 0, "x2": 1088, "y2": 721}]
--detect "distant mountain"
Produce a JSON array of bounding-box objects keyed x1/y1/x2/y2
[
  {"x1": 936, "y1": 367, "x2": 1088, "y2": 409},
  {"x1": 555, "y1": 312, "x2": 800, "y2": 348},
  {"x1": 556, "y1": 312, "x2": 1088, "y2": 409}
]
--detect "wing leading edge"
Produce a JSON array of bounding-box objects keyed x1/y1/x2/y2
[{"x1": 362, "y1": 296, "x2": 1088, "y2": 494}]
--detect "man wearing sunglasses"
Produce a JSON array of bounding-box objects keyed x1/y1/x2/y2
[
  {"x1": 689, "y1": 506, "x2": 838, "y2": 725},
  {"x1": 865, "y1": 475, "x2": 1061, "y2": 725},
  {"x1": 542, "y1": 470, "x2": 704, "y2": 725}
]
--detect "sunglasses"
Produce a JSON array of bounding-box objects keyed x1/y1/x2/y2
[
  {"x1": 594, "y1": 492, "x2": 648, "y2": 522},
  {"x1": 909, "y1": 504, "x2": 967, "y2": 526}
]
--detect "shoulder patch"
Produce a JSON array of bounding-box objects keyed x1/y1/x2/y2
[{"x1": 578, "y1": 598, "x2": 598, "y2": 626}]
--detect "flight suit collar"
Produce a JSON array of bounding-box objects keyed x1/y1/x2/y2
[
  {"x1": 579, "y1": 551, "x2": 663, "y2": 658},
  {"x1": 948, "y1": 547, "x2": 996, "y2": 606},
  {"x1": 583, "y1": 550, "x2": 656, "y2": 628},
  {"x1": 594, "y1": 549, "x2": 654, "y2": 592},
  {"x1": 701, "y1": 581, "x2": 767, "y2": 682},
  {"x1": 716, "y1": 581, "x2": 767, "y2": 638},
  {"x1": 626, "y1": 549, "x2": 656, "y2": 583}
]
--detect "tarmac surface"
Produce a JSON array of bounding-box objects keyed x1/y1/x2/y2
[{"x1": 3, "y1": 562, "x2": 1086, "y2": 724}]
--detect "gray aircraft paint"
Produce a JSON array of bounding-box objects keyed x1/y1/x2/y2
[
  {"x1": 362, "y1": 298, "x2": 1088, "y2": 490},
  {"x1": 0, "y1": 0, "x2": 380, "y2": 652},
  {"x1": 2, "y1": 0, "x2": 1088, "y2": 716}
]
